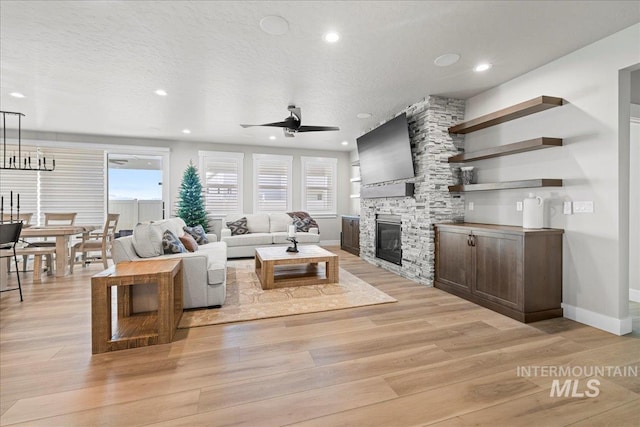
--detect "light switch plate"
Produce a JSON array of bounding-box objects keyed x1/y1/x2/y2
[
  {"x1": 573, "y1": 201, "x2": 594, "y2": 213},
  {"x1": 468, "y1": 202, "x2": 474, "y2": 211},
  {"x1": 563, "y1": 201, "x2": 572, "y2": 215},
  {"x1": 516, "y1": 201, "x2": 523, "y2": 211}
]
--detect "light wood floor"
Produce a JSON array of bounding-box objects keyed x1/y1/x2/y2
[{"x1": 1, "y1": 247, "x2": 639, "y2": 426}]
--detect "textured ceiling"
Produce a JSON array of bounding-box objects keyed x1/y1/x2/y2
[{"x1": 1, "y1": 1, "x2": 639, "y2": 152}]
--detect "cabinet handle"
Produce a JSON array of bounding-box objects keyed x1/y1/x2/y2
[
  {"x1": 467, "y1": 235, "x2": 471, "y2": 246},
  {"x1": 470, "y1": 235, "x2": 476, "y2": 247}
]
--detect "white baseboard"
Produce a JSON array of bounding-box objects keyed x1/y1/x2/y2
[
  {"x1": 562, "y1": 303, "x2": 633, "y2": 336},
  {"x1": 629, "y1": 288, "x2": 640, "y2": 303},
  {"x1": 320, "y1": 240, "x2": 340, "y2": 246}
]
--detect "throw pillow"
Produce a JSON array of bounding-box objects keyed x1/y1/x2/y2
[
  {"x1": 179, "y1": 233, "x2": 199, "y2": 252},
  {"x1": 226, "y1": 217, "x2": 249, "y2": 236},
  {"x1": 287, "y1": 211, "x2": 319, "y2": 233},
  {"x1": 132, "y1": 222, "x2": 164, "y2": 258},
  {"x1": 183, "y1": 224, "x2": 209, "y2": 245},
  {"x1": 162, "y1": 230, "x2": 186, "y2": 254}
]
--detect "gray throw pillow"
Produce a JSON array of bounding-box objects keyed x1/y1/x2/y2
[
  {"x1": 162, "y1": 229, "x2": 186, "y2": 254},
  {"x1": 226, "y1": 217, "x2": 249, "y2": 236},
  {"x1": 288, "y1": 211, "x2": 318, "y2": 232},
  {"x1": 183, "y1": 224, "x2": 209, "y2": 245}
]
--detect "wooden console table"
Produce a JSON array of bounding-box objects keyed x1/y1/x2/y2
[{"x1": 91, "y1": 259, "x2": 183, "y2": 354}]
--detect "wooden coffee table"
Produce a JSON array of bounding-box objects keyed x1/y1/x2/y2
[{"x1": 255, "y1": 245, "x2": 339, "y2": 290}]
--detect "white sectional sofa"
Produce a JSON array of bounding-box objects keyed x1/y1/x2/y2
[
  {"x1": 112, "y1": 217, "x2": 227, "y2": 310},
  {"x1": 221, "y1": 213, "x2": 320, "y2": 258}
]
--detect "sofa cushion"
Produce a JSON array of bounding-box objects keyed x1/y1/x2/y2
[
  {"x1": 183, "y1": 224, "x2": 208, "y2": 244},
  {"x1": 132, "y1": 222, "x2": 164, "y2": 258},
  {"x1": 245, "y1": 213, "x2": 270, "y2": 233},
  {"x1": 269, "y1": 213, "x2": 293, "y2": 232},
  {"x1": 227, "y1": 217, "x2": 249, "y2": 236},
  {"x1": 222, "y1": 232, "x2": 273, "y2": 247},
  {"x1": 179, "y1": 233, "x2": 199, "y2": 252},
  {"x1": 163, "y1": 230, "x2": 186, "y2": 254},
  {"x1": 272, "y1": 232, "x2": 321, "y2": 244},
  {"x1": 287, "y1": 211, "x2": 319, "y2": 232}
]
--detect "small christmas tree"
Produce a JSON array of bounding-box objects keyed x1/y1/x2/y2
[{"x1": 177, "y1": 161, "x2": 208, "y2": 231}]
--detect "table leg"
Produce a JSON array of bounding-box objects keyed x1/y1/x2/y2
[
  {"x1": 327, "y1": 257, "x2": 339, "y2": 283},
  {"x1": 0, "y1": 257, "x2": 8, "y2": 287},
  {"x1": 157, "y1": 272, "x2": 171, "y2": 344},
  {"x1": 54, "y1": 235, "x2": 69, "y2": 277},
  {"x1": 91, "y1": 279, "x2": 110, "y2": 354},
  {"x1": 262, "y1": 260, "x2": 274, "y2": 290}
]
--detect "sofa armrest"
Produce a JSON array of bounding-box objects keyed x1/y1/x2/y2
[
  {"x1": 221, "y1": 228, "x2": 231, "y2": 238},
  {"x1": 309, "y1": 227, "x2": 319, "y2": 235},
  {"x1": 206, "y1": 233, "x2": 218, "y2": 242}
]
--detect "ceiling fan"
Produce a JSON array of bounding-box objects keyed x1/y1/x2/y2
[{"x1": 240, "y1": 105, "x2": 339, "y2": 138}]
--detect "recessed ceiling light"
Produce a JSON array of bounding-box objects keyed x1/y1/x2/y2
[
  {"x1": 473, "y1": 63, "x2": 492, "y2": 72},
  {"x1": 324, "y1": 32, "x2": 340, "y2": 43},
  {"x1": 182, "y1": 129, "x2": 191, "y2": 134},
  {"x1": 155, "y1": 89, "x2": 168, "y2": 96},
  {"x1": 260, "y1": 15, "x2": 289, "y2": 35},
  {"x1": 341, "y1": 141, "x2": 349, "y2": 146},
  {"x1": 356, "y1": 112, "x2": 372, "y2": 119},
  {"x1": 10, "y1": 92, "x2": 25, "y2": 98},
  {"x1": 434, "y1": 53, "x2": 460, "y2": 67},
  {"x1": 269, "y1": 136, "x2": 276, "y2": 140}
]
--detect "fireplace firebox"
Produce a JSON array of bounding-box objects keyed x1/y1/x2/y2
[{"x1": 376, "y1": 214, "x2": 402, "y2": 265}]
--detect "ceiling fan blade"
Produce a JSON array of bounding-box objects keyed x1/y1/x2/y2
[
  {"x1": 240, "y1": 121, "x2": 290, "y2": 128},
  {"x1": 297, "y1": 125, "x2": 340, "y2": 132}
]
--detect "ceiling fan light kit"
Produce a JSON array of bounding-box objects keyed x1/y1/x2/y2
[{"x1": 240, "y1": 105, "x2": 340, "y2": 138}]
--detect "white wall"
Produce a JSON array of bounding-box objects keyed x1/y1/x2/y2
[
  {"x1": 630, "y1": 103, "x2": 640, "y2": 300},
  {"x1": 463, "y1": 24, "x2": 640, "y2": 335}
]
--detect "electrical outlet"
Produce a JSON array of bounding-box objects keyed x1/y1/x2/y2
[
  {"x1": 516, "y1": 201, "x2": 523, "y2": 211},
  {"x1": 468, "y1": 202, "x2": 474, "y2": 211},
  {"x1": 573, "y1": 201, "x2": 594, "y2": 213},
  {"x1": 563, "y1": 201, "x2": 572, "y2": 215}
]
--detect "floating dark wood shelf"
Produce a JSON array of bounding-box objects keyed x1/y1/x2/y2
[
  {"x1": 448, "y1": 137, "x2": 563, "y2": 163},
  {"x1": 448, "y1": 179, "x2": 563, "y2": 192},
  {"x1": 448, "y1": 96, "x2": 564, "y2": 134}
]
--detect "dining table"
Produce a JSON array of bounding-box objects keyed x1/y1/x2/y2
[{"x1": 20, "y1": 225, "x2": 100, "y2": 277}]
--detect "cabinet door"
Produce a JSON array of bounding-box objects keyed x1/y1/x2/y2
[
  {"x1": 472, "y1": 232, "x2": 523, "y2": 310},
  {"x1": 341, "y1": 217, "x2": 353, "y2": 249},
  {"x1": 352, "y1": 219, "x2": 360, "y2": 250},
  {"x1": 435, "y1": 229, "x2": 472, "y2": 293}
]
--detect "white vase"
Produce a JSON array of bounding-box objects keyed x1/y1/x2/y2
[{"x1": 523, "y1": 193, "x2": 544, "y2": 229}]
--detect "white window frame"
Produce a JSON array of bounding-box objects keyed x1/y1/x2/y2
[
  {"x1": 301, "y1": 156, "x2": 338, "y2": 218},
  {"x1": 253, "y1": 153, "x2": 292, "y2": 213},
  {"x1": 199, "y1": 151, "x2": 244, "y2": 215}
]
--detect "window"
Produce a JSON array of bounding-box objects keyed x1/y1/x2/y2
[
  {"x1": 253, "y1": 154, "x2": 292, "y2": 213},
  {"x1": 0, "y1": 145, "x2": 104, "y2": 225},
  {"x1": 301, "y1": 156, "x2": 337, "y2": 216},
  {"x1": 199, "y1": 151, "x2": 244, "y2": 214},
  {"x1": 39, "y1": 146, "x2": 105, "y2": 225}
]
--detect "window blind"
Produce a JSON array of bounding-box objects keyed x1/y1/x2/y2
[
  {"x1": 253, "y1": 154, "x2": 292, "y2": 213},
  {"x1": 301, "y1": 156, "x2": 337, "y2": 216},
  {"x1": 0, "y1": 145, "x2": 38, "y2": 220},
  {"x1": 39, "y1": 147, "x2": 105, "y2": 225},
  {"x1": 199, "y1": 151, "x2": 244, "y2": 214}
]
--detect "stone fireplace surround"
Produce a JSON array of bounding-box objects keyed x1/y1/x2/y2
[{"x1": 359, "y1": 96, "x2": 465, "y2": 286}]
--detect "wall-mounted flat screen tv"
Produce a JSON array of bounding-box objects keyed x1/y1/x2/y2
[{"x1": 356, "y1": 112, "x2": 414, "y2": 185}]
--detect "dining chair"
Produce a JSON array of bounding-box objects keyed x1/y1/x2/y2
[
  {"x1": 70, "y1": 213, "x2": 119, "y2": 272},
  {"x1": 1, "y1": 213, "x2": 34, "y2": 225},
  {"x1": 26, "y1": 212, "x2": 77, "y2": 277},
  {"x1": 0, "y1": 222, "x2": 24, "y2": 301}
]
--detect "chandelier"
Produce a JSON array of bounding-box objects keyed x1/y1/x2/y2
[{"x1": 1, "y1": 110, "x2": 55, "y2": 172}]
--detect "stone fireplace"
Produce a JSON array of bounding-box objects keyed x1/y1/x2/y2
[
  {"x1": 376, "y1": 214, "x2": 402, "y2": 265},
  {"x1": 359, "y1": 96, "x2": 465, "y2": 286}
]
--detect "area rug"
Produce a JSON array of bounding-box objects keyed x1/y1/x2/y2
[{"x1": 178, "y1": 259, "x2": 396, "y2": 328}]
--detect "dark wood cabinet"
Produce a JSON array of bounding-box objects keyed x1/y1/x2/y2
[
  {"x1": 341, "y1": 216, "x2": 360, "y2": 256},
  {"x1": 434, "y1": 223, "x2": 563, "y2": 323}
]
